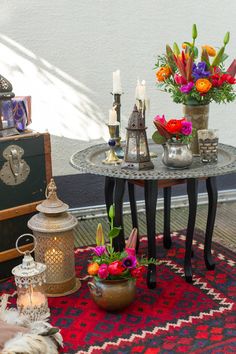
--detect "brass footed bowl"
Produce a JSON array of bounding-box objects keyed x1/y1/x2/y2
[{"x1": 88, "y1": 278, "x2": 136, "y2": 311}]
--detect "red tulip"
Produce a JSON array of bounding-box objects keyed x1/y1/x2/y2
[{"x1": 108, "y1": 261, "x2": 125, "y2": 275}]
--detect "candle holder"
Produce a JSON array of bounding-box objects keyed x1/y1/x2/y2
[
  {"x1": 102, "y1": 124, "x2": 122, "y2": 164},
  {"x1": 112, "y1": 92, "x2": 124, "y2": 159},
  {"x1": 12, "y1": 234, "x2": 50, "y2": 321}
]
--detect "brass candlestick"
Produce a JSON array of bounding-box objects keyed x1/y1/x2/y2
[
  {"x1": 112, "y1": 93, "x2": 124, "y2": 159},
  {"x1": 102, "y1": 124, "x2": 122, "y2": 165}
]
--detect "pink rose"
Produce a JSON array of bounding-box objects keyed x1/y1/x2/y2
[{"x1": 98, "y1": 264, "x2": 109, "y2": 279}]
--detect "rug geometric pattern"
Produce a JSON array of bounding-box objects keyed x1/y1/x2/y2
[{"x1": 0, "y1": 230, "x2": 235, "y2": 354}]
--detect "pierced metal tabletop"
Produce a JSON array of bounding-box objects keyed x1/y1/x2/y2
[{"x1": 70, "y1": 142, "x2": 236, "y2": 180}]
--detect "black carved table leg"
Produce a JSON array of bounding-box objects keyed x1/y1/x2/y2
[
  {"x1": 128, "y1": 182, "x2": 140, "y2": 252},
  {"x1": 113, "y1": 178, "x2": 126, "y2": 252},
  {"x1": 163, "y1": 186, "x2": 172, "y2": 249},
  {"x1": 144, "y1": 180, "x2": 158, "y2": 289},
  {"x1": 204, "y1": 176, "x2": 218, "y2": 270},
  {"x1": 185, "y1": 178, "x2": 198, "y2": 283}
]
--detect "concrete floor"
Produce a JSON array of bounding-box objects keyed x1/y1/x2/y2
[{"x1": 74, "y1": 201, "x2": 236, "y2": 252}]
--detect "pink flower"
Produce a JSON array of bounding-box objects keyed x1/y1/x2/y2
[
  {"x1": 154, "y1": 114, "x2": 166, "y2": 125},
  {"x1": 181, "y1": 121, "x2": 192, "y2": 135},
  {"x1": 98, "y1": 264, "x2": 109, "y2": 279},
  {"x1": 125, "y1": 248, "x2": 136, "y2": 256},
  {"x1": 180, "y1": 82, "x2": 194, "y2": 93},
  {"x1": 174, "y1": 74, "x2": 187, "y2": 85}
]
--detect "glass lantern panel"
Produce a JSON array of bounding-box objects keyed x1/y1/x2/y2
[
  {"x1": 17, "y1": 284, "x2": 47, "y2": 309},
  {"x1": 139, "y1": 131, "x2": 148, "y2": 158},
  {"x1": 126, "y1": 131, "x2": 137, "y2": 161},
  {"x1": 1, "y1": 100, "x2": 14, "y2": 129},
  {"x1": 35, "y1": 231, "x2": 75, "y2": 283}
]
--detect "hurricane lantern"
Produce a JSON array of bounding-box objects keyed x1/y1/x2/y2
[
  {"x1": 12, "y1": 234, "x2": 50, "y2": 321},
  {"x1": 27, "y1": 178, "x2": 80, "y2": 297},
  {"x1": 0, "y1": 74, "x2": 19, "y2": 137},
  {"x1": 122, "y1": 105, "x2": 154, "y2": 170}
]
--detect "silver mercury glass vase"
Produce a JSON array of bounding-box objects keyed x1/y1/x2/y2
[{"x1": 162, "y1": 142, "x2": 193, "y2": 169}]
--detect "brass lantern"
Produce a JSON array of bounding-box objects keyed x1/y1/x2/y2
[
  {"x1": 27, "y1": 179, "x2": 81, "y2": 297},
  {"x1": 0, "y1": 74, "x2": 19, "y2": 137},
  {"x1": 12, "y1": 234, "x2": 50, "y2": 321},
  {"x1": 122, "y1": 105, "x2": 154, "y2": 170}
]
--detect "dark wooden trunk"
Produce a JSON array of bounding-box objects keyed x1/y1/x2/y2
[{"x1": 0, "y1": 131, "x2": 52, "y2": 279}]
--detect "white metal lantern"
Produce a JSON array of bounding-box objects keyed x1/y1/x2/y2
[{"x1": 12, "y1": 234, "x2": 50, "y2": 321}]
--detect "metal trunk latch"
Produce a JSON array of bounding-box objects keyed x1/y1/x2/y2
[{"x1": 0, "y1": 144, "x2": 30, "y2": 185}]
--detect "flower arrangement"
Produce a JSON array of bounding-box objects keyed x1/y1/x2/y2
[
  {"x1": 152, "y1": 114, "x2": 193, "y2": 144},
  {"x1": 87, "y1": 205, "x2": 156, "y2": 281},
  {"x1": 154, "y1": 24, "x2": 236, "y2": 105}
]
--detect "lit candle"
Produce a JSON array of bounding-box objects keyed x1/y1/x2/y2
[
  {"x1": 108, "y1": 107, "x2": 118, "y2": 125},
  {"x1": 112, "y1": 69, "x2": 122, "y2": 94},
  {"x1": 140, "y1": 80, "x2": 146, "y2": 100},
  {"x1": 1, "y1": 116, "x2": 8, "y2": 129},
  {"x1": 18, "y1": 291, "x2": 47, "y2": 308},
  {"x1": 45, "y1": 248, "x2": 64, "y2": 266},
  {"x1": 135, "y1": 79, "x2": 141, "y2": 100}
]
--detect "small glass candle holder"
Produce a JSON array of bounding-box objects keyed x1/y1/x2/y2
[{"x1": 197, "y1": 129, "x2": 219, "y2": 163}]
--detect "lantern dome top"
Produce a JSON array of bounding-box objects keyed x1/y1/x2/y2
[
  {"x1": 0, "y1": 74, "x2": 15, "y2": 99},
  {"x1": 36, "y1": 178, "x2": 69, "y2": 214},
  {"x1": 127, "y1": 105, "x2": 146, "y2": 130}
]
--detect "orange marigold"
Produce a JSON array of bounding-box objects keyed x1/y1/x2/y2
[
  {"x1": 156, "y1": 66, "x2": 171, "y2": 82},
  {"x1": 195, "y1": 78, "x2": 212, "y2": 93},
  {"x1": 202, "y1": 45, "x2": 216, "y2": 57},
  {"x1": 88, "y1": 262, "x2": 100, "y2": 276}
]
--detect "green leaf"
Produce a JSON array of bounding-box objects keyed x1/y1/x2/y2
[
  {"x1": 152, "y1": 131, "x2": 167, "y2": 144},
  {"x1": 183, "y1": 41, "x2": 193, "y2": 48},
  {"x1": 193, "y1": 46, "x2": 198, "y2": 59},
  {"x1": 173, "y1": 42, "x2": 180, "y2": 55},
  {"x1": 221, "y1": 53, "x2": 229, "y2": 62},
  {"x1": 108, "y1": 227, "x2": 122, "y2": 239},
  {"x1": 212, "y1": 47, "x2": 225, "y2": 67}
]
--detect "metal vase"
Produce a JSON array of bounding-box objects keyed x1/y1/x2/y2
[
  {"x1": 183, "y1": 104, "x2": 209, "y2": 155},
  {"x1": 88, "y1": 278, "x2": 136, "y2": 311},
  {"x1": 162, "y1": 142, "x2": 193, "y2": 169}
]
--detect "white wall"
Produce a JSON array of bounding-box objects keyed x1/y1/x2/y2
[{"x1": 0, "y1": 0, "x2": 235, "y2": 175}]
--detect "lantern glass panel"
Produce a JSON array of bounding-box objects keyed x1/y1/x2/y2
[
  {"x1": 126, "y1": 132, "x2": 137, "y2": 161},
  {"x1": 35, "y1": 232, "x2": 75, "y2": 283},
  {"x1": 1, "y1": 100, "x2": 14, "y2": 129},
  {"x1": 139, "y1": 131, "x2": 148, "y2": 158}
]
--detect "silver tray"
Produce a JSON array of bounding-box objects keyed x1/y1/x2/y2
[{"x1": 70, "y1": 142, "x2": 236, "y2": 180}]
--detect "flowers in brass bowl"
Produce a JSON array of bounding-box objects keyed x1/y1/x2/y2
[
  {"x1": 87, "y1": 205, "x2": 155, "y2": 281},
  {"x1": 87, "y1": 205, "x2": 157, "y2": 311},
  {"x1": 154, "y1": 24, "x2": 236, "y2": 105},
  {"x1": 152, "y1": 115, "x2": 193, "y2": 144}
]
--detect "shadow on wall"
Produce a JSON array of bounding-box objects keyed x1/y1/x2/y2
[{"x1": 0, "y1": 34, "x2": 108, "y2": 141}]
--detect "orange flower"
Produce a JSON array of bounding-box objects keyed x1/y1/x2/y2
[
  {"x1": 202, "y1": 45, "x2": 216, "y2": 57},
  {"x1": 156, "y1": 66, "x2": 171, "y2": 82},
  {"x1": 195, "y1": 78, "x2": 212, "y2": 93},
  {"x1": 88, "y1": 262, "x2": 100, "y2": 276}
]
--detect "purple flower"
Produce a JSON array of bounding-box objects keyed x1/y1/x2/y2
[
  {"x1": 98, "y1": 264, "x2": 109, "y2": 279},
  {"x1": 93, "y1": 246, "x2": 106, "y2": 256},
  {"x1": 181, "y1": 121, "x2": 192, "y2": 136},
  {"x1": 192, "y1": 62, "x2": 210, "y2": 80},
  {"x1": 180, "y1": 82, "x2": 194, "y2": 93},
  {"x1": 125, "y1": 248, "x2": 136, "y2": 257},
  {"x1": 122, "y1": 255, "x2": 137, "y2": 269}
]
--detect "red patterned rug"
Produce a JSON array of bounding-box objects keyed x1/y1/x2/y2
[{"x1": 1, "y1": 229, "x2": 236, "y2": 354}]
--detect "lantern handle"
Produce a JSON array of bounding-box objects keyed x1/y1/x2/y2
[
  {"x1": 45, "y1": 178, "x2": 57, "y2": 199},
  {"x1": 15, "y1": 233, "x2": 37, "y2": 255}
]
